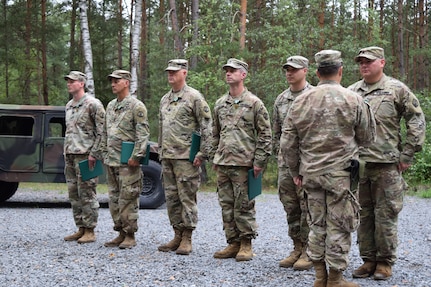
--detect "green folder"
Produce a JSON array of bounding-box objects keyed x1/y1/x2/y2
[
  {"x1": 189, "y1": 132, "x2": 201, "y2": 162},
  {"x1": 79, "y1": 159, "x2": 103, "y2": 181},
  {"x1": 248, "y1": 168, "x2": 262, "y2": 200},
  {"x1": 121, "y1": 141, "x2": 150, "y2": 165}
]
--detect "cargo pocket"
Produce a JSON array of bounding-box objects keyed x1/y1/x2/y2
[{"x1": 328, "y1": 190, "x2": 361, "y2": 233}]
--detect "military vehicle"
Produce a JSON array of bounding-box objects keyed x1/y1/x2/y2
[{"x1": 0, "y1": 104, "x2": 165, "y2": 208}]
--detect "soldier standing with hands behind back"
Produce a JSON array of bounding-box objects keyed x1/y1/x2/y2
[
  {"x1": 157, "y1": 59, "x2": 212, "y2": 255},
  {"x1": 102, "y1": 70, "x2": 150, "y2": 249},
  {"x1": 211, "y1": 58, "x2": 272, "y2": 262},
  {"x1": 63, "y1": 71, "x2": 106, "y2": 244}
]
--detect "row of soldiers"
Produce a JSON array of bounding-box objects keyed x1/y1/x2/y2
[{"x1": 63, "y1": 46, "x2": 425, "y2": 287}]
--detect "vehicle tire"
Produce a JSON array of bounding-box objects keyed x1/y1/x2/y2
[
  {"x1": 140, "y1": 160, "x2": 165, "y2": 209},
  {"x1": 0, "y1": 181, "x2": 19, "y2": 202}
]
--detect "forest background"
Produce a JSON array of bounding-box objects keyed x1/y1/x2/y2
[{"x1": 1, "y1": 0, "x2": 430, "y2": 193}]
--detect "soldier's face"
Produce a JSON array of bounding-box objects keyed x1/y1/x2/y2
[
  {"x1": 110, "y1": 78, "x2": 128, "y2": 94},
  {"x1": 66, "y1": 79, "x2": 84, "y2": 95},
  {"x1": 225, "y1": 67, "x2": 246, "y2": 84},
  {"x1": 167, "y1": 70, "x2": 187, "y2": 86},
  {"x1": 358, "y1": 58, "x2": 385, "y2": 81},
  {"x1": 284, "y1": 67, "x2": 307, "y2": 85}
]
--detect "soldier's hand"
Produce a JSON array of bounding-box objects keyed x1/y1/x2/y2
[
  {"x1": 398, "y1": 162, "x2": 411, "y2": 173},
  {"x1": 253, "y1": 166, "x2": 262, "y2": 178},
  {"x1": 193, "y1": 157, "x2": 202, "y2": 167},
  {"x1": 128, "y1": 158, "x2": 140, "y2": 167},
  {"x1": 88, "y1": 155, "x2": 96, "y2": 170},
  {"x1": 293, "y1": 176, "x2": 303, "y2": 187}
]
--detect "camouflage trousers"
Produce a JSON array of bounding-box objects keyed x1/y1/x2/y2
[
  {"x1": 278, "y1": 166, "x2": 309, "y2": 243},
  {"x1": 303, "y1": 170, "x2": 360, "y2": 271},
  {"x1": 106, "y1": 165, "x2": 142, "y2": 234},
  {"x1": 357, "y1": 162, "x2": 406, "y2": 265},
  {"x1": 161, "y1": 159, "x2": 200, "y2": 230},
  {"x1": 65, "y1": 154, "x2": 99, "y2": 229},
  {"x1": 216, "y1": 165, "x2": 257, "y2": 243}
]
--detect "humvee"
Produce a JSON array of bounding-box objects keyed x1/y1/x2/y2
[{"x1": 0, "y1": 104, "x2": 165, "y2": 209}]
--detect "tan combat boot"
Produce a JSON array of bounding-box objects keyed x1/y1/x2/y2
[
  {"x1": 119, "y1": 233, "x2": 136, "y2": 249},
  {"x1": 373, "y1": 262, "x2": 392, "y2": 280},
  {"x1": 158, "y1": 228, "x2": 182, "y2": 252},
  {"x1": 176, "y1": 229, "x2": 193, "y2": 255},
  {"x1": 327, "y1": 268, "x2": 359, "y2": 287},
  {"x1": 279, "y1": 238, "x2": 302, "y2": 268},
  {"x1": 293, "y1": 244, "x2": 313, "y2": 270},
  {"x1": 313, "y1": 261, "x2": 328, "y2": 287},
  {"x1": 64, "y1": 227, "x2": 85, "y2": 241},
  {"x1": 77, "y1": 228, "x2": 96, "y2": 244},
  {"x1": 213, "y1": 241, "x2": 241, "y2": 259},
  {"x1": 104, "y1": 230, "x2": 126, "y2": 247},
  {"x1": 235, "y1": 238, "x2": 253, "y2": 262},
  {"x1": 352, "y1": 261, "x2": 376, "y2": 278}
]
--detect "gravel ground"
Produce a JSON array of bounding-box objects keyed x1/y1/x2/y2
[{"x1": 0, "y1": 188, "x2": 431, "y2": 287}]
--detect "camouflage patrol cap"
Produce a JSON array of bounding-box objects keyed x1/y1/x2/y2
[
  {"x1": 354, "y1": 46, "x2": 385, "y2": 62},
  {"x1": 64, "y1": 71, "x2": 87, "y2": 82},
  {"x1": 107, "y1": 70, "x2": 132, "y2": 81},
  {"x1": 165, "y1": 59, "x2": 188, "y2": 71},
  {"x1": 223, "y1": 58, "x2": 249, "y2": 72},
  {"x1": 315, "y1": 50, "x2": 343, "y2": 68},
  {"x1": 283, "y1": 56, "x2": 309, "y2": 69}
]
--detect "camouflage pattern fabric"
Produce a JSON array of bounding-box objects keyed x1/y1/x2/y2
[
  {"x1": 64, "y1": 93, "x2": 105, "y2": 229},
  {"x1": 158, "y1": 84, "x2": 212, "y2": 231},
  {"x1": 102, "y1": 94, "x2": 150, "y2": 233},
  {"x1": 348, "y1": 74, "x2": 425, "y2": 164},
  {"x1": 216, "y1": 165, "x2": 258, "y2": 242},
  {"x1": 64, "y1": 93, "x2": 105, "y2": 159},
  {"x1": 273, "y1": 84, "x2": 313, "y2": 243},
  {"x1": 212, "y1": 88, "x2": 272, "y2": 242},
  {"x1": 282, "y1": 80, "x2": 376, "y2": 271},
  {"x1": 211, "y1": 88, "x2": 272, "y2": 168},
  {"x1": 106, "y1": 165, "x2": 142, "y2": 233},
  {"x1": 158, "y1": 84, "x2": 212, "y2": 160},
  {"x1": 349, "y1": 74, "x2": 425, "y2": 265},
  {"x1": 103, "y1": 95, "x2": 150, "y2": 166},
  {"x1": 162, "y1": 159, "x2": 200, "y2": 230},
  {"x1": 304, "y1": 171, "x2": 360, "y2": 271},
  {"x1": 65, "y1": 154, "x2": 99, "y2": 228},
  {"x1": 357, "y1": 163, "x2": 406, "y2": 265}
]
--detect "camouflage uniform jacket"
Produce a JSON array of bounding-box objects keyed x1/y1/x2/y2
[
  {"x1": 158, "y1": 84, "x2": 212, "y2": 160},
  {"x1": 102, "y1": 95, "x2": 150, "y2": 167},
  {"x1": 282, "y1": 80, "x2": 376, "y2": 177},
  {"x1": 211, "y1": 88, "x2": 272, "y2": 168},
  {"x1": 64, "y1": 93, "x2": 105, "y2": 159},
  {"x1": 272, "y1": 83, "x2": 313, "y2": 167},
  {"x1": 348, "y1": 74, "x2": 425, "y2": 164}
]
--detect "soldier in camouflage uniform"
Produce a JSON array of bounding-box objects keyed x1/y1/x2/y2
[
  {"x1": 349, "y1": 47, "x2": 426, "y2": 281},
  {"x1": 281, "y1": 50, "x2": 376, "y2": 287},
  {"x1": 63, "y1": 71, "x2": 106, "y2": 244},
  {"x1": 272, "y1": 56, "x2": 313, "y2": 270},
  {"x1": 211, "y1": 58, "x2": 272, "y2": 262},
  {"x1": 102, "y1": 70, "x2": 150, "y2": 249},
  {"x1": 157, "y1": 59, "x2": 212, "y2": 255}
]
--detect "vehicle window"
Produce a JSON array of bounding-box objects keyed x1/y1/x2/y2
[
  {"x1": 0, "y1": 116, "x2": 34, "y2": 136},
  {"x1": 48, "y1": 117, "x2": 65, "y2": 137}
]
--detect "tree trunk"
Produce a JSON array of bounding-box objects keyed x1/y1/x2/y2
[
  {"x1": 130, "y1": 0, "x2": 142, "y2": 97},
  {"x1": 318, "y1": 0, "x2": 325, "y2": 49},
  {"x1": 23, "y1": 0, "x2": 32, "y2": 104},
  {"x1": 368, "y1": 0, "x2": 374, "y2": 41},
  {"x1": 117, "y1": 0, "x2": 123, "y2": 68},
  {"x1": 2, "y1": 0, "x2": 9, "y2": 99},
  {"x1": 79, "y1": 0, "x2": 95, "y2": 96},
  {"x1": 190, "y1": 0, "x2": 199, "y2": 69},
  {"x1": 69, "y1": 0, "x2": 77, "y2": 69},
  {"x1": 139, "y1": 0, "x2": 148, "y2": 100},
  {"x1": 168, "y1": 0, "x2": 183, "y2": 56},
  {"x1": 239, "y1": 0, "x2": 247, "y2": 50},
  {"x1": 397, "y1": 0, "x2": 405, "y2": 78},
  {"x1": 417, "y1": 0, "x2": 427, "y2": 89},
  {"x1": 41, "y1": 0, "x2": 49, "y2": 105}
]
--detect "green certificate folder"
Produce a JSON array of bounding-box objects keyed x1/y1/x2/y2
[
  {"x1": 121, "y1": 142, "x2": 150, "y2": 165},
  {"x1": 79, "y1": 159, "x2": 103, "y2": 181},
  {"x1": 189, "y1": 132, "x2": 201, "y2": 162},
  {"x1": 248, "y1": 169, "x2": 262, "y2": 200}
]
